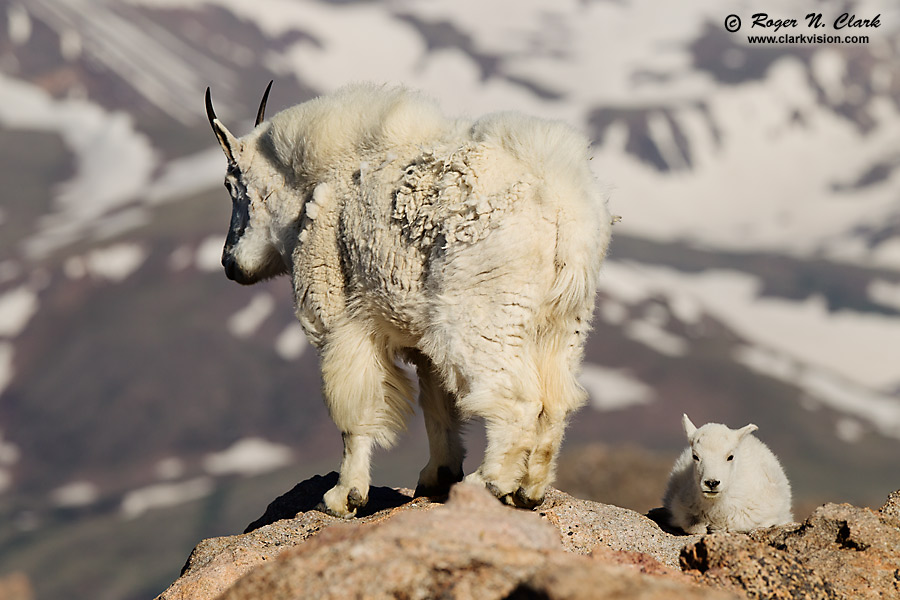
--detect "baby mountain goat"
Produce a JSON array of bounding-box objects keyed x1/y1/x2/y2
[
  {"x1": 205, "y1": 82, "x2": 612, "y2": 517},
  {"x1": 663, "y1": 414, "x2": 793, "y2": 534}
]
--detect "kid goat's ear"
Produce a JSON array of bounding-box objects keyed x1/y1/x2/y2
[
  {"x1": 682, "y1": 413, "x2": 697, "y2": 437},
  {"x1": 738, "y1": 423, "x2": 759, "y2": 438}
]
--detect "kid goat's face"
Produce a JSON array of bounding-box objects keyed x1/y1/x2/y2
[
  {"x1": 690, "y1": 431, "x2": 740, "y2": 498},
  {"x1": 683, "y1": 417, "x2": 758, "y2": 499}
]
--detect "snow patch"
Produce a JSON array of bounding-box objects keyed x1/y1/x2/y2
[
  {"x1": 227, "y1": 294, "x2": 275, "y2": 339},
  {"x1": 811, "y1": 49, "x2": 846, "y2": 105},
  {"x1": 120, "y1": 477, "x2": 213, "y2": 519},
  {"x1": 202, "y1": 437, "x2": 293, "y2": 477},
  {"x1": 52, "y1": 481, "x2": 99, "y2": 508},
  {"x1": 155, "y1": 457, "x2": 185, "y2": 480},
  {"x1": 29, "y1": 0, "x2": 232, "y2": 124},
  {"x1": 624, "y1": 320, "x2": 688, "y2": 357},
  {"x1": 599, "y1": 261, "x2": 900, "y2": 391},
  {"x1": 579, "y1": 363, "x2": 655, "y2": 411},
  {"x1": 275, "y1": 322, "x2": 308, "y2": 360},
  {"x1": 872, "y1": 238, "x2": 900, "y2": 268},
  {"x1": 0, "y1": 343, "x2": 14, "y2": 397},
  {"x1": 196, "y1": 236, "x2": 225, "y2": 272},
  {"x1": 0, "y1": 286, "x2": 38, "y2": 337},
  {"x1": 7, "y1": 4, "x2": 31, "y2": 46},
  {"x1": 0, "y1": 430, "x2": 20, "y2": 466},
  {"x1": 168, "y1": 245, "x2": 194, "y2": 272},
  {"x1": 835, "y1": 418, "x2": 866, "y2": 444},
  {"x1": 598, "y1": 299, "x2": 628, "y2": 325},
  {"x1": 735, "y1": 345, "x2": 900, "y2": 441},
  {"x1": 0, "y1": 74, "x2": 157, "y2": 258},
  {"x1": 146, "y1": 147, "x2": 229, "y2": 204},
  {"x1": 868, "y1": 279, "x2": 900, "y2": 312},
  {"x1": 59, "y1": 28, "x2": 83, "y2": 62},
  {"x1": 70, "y1": 243, "x2": 147, "y2": 282}
]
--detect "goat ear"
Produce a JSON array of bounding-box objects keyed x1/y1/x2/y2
[
  {"x1": 738, "y1": 423, "x2": 758, "y2": 438},
  {"x1": 205, "y1": 87, "x2": 240, "y2": 163},
  {"x1": 682, "y1": 414, "x2": 697, "y2": 437},
  {"x1": 212, "y1": 120, "x2": 239, "y2": 164}
]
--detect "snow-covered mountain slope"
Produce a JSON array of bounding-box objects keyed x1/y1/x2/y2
[{"x1": 1, "y1": 0, "x2": 899, "y2": 598}]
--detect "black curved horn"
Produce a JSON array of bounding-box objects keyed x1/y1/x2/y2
[
  {"x1": 205, "y1": 86, "x2": 218, "y2": 131},
  {"x1": 255, "y1": 80, "x2": 274, "y2": 127}
]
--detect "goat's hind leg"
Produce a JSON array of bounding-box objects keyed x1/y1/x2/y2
[
  {"x1": 516, "y1": 409, "x2": 567, "y2": 508},
  {"x1": 409, "y1": 352, "x2": 464, "y2": 497},
  {"x1": 517, "y1": 337, "x2": 589, "y2": 508},
  {"x1": 463, "y1": 385, "x2": 541, "y2": 506}
]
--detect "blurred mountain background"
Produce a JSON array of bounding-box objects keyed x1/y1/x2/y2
[{"x1": 0, "y1": 0, "x2": 898, "y2": 598}]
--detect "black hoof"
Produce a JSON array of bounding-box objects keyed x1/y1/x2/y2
[
  {"x1": 347, "y1": 487, "x2": 367, "y2": 511},
  {"x1": 414, "y1": 466, "x2": 463, "y2": 498},
  {"x1": 483, "y1": 482, "x2": 517, "y2": 506},
  {"x1": 315, "y1": 500, "x2": 353, "y2": 519},
  {"x1": 513, "y1": 487, "x2": 544, "y2": 510}
]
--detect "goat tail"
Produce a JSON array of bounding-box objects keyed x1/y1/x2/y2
[{"x1": 535, "y1": 176, "x2": 612, "y2": 417}]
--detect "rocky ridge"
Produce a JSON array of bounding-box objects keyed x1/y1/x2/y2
[{"x1": 156, "y1": 473, "x2": 900, "y2": 600}]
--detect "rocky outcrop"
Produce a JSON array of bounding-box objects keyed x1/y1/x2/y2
[
  {"x1": 157, "y1": 474, "x2": 715, "y2": 600},
  {"x1": 681, "y1": 498, "x2": 900, "y2": 599},
  {"x1": 0, "y1": 572, "x2": 33, "y2": 600},
  {"x1": 155, "y1": 475, "x2": 900, "y2": 600}
]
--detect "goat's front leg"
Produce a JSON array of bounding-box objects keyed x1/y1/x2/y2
[
  {"x1": 318, "y1": 318, "x2": 412, "y2": 518},
  {"x1": 322, "y1": 432, "x2": 375, "y2": 518},
  {"x1": 410, "y1": 353, "x2": 464, "y2": 497}
]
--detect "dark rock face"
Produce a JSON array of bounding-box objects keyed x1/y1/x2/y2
[{"x1": 681, "y1": 500, "x2": 900, "y2": 599}]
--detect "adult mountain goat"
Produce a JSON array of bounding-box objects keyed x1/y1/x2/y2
[{"x1": 205, "y1": 82, "x2": 612, "y2": 517}]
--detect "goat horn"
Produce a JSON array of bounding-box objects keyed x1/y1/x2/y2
[
  {"x1": 255, "y1": 80, "x2": 274, "y2": 127},
  {"x1": 205, "y1": 86, "x2": 218, "y2": 131}
]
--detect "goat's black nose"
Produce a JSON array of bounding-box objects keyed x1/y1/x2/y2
[
  {"x1": 704, "y1": 479, "x2": 720, "y2": 489},
  {"x1": 223, "y1": 255, "x2": 238, "y2": 281}
]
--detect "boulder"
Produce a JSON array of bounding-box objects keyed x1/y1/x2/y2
[
  {"x1": 156, "y1": 475, "x2": 717, "y2": 600},
  {"x1": 156, "y1": 474, "x2": 900, "y2": 600},
  {"x1": 681, "y1": 498, "x2": 900, "y2": 599}
]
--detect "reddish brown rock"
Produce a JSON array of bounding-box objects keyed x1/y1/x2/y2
[
  {"x1": 158, "y1": 473, "x2": 439, "y2": 600},
  {"x1": 880, "y1": 488, "x2": 900, "y2": 520},
  {"x1": 681, "y1": 500, "x2": 900, "y2": 599},
  {"x1": 157, "y1": 473, "x2": 699, "y2": 600},
  {"x1": 157, "y1": 472, "x2": 900, "y2": 600},
  {"x1": 0, "y1": 572, "x2": 34, "y2": 600},
  {"x1": 218, "y1": 484, "x2": 732, "y2": 600},
  {"x1": 538, "y1": 487, "x2": 698, "y2": 567}
]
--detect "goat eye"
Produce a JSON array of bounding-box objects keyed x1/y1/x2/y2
[
  {"x1": 727, "y1": 455, "x2": 734, "y2": 461},
  {"x1": 692, "y1": 454, "x2": 699, "y2": 461}
]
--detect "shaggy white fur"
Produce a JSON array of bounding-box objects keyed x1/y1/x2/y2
[
  {"x1": 206, "y1": 83, "x2": 612, "y2": 517},
  {"x1": 663, "y1": 414, "x2": 794, "y2": 534}
]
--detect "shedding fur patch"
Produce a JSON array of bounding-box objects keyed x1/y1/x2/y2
[{"x1": 392, "y1": 145, "x2": 533, "y2": 247}]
